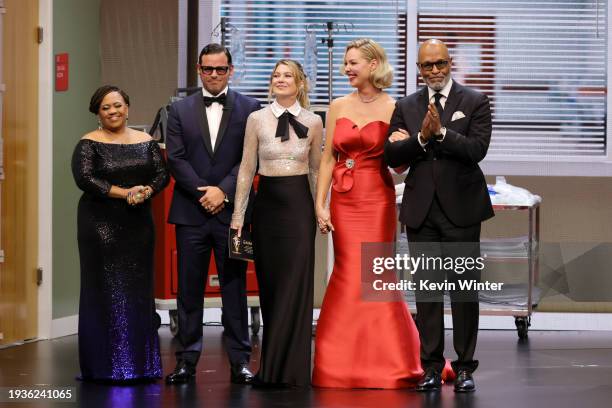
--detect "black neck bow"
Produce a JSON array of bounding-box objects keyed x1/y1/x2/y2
[
  {"x1": 203, "y1": 94, "x2": 226, "y2": 107},
  {"x1": 275, "y1": 111, "x2": 309, "y2": 142}
]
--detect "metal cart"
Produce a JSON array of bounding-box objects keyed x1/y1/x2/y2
[
  {"x1": 481, "y1": 200, "x2": 541, "y2": 339},
  {"x1": 398, "y1": 199, "x2": 541, "y2": 339}
]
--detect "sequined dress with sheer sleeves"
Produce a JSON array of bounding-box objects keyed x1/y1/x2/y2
[
  {"x1": 71, "y1": 139, "x2": 169, "y2": 382},
  {"x1": 232, "y1": 104, "x2": 322, "y2": 387},
  {"x1": 312, "y1": 117, "x2": 423, "y2": 389}
]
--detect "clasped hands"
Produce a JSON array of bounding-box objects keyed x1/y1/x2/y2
[
  {"x1": 126, "y1": 185, "x2": 153, "y2": 206},
  {"x1": 316, "y1": 205, "x2": 335, "y2": 234},
  {"x1": 198, "y1": 186, "x2": 225, "y2": 215},
  {"x1": 419, "y1": 102, "x2": 442, "y2": 143},
  {"x1": 387, "y1": 102, "x2": 441, "y2": 144}
]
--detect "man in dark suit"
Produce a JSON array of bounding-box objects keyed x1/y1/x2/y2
[
  {"x1": 384, "y1": 39, "x2": 494, "y2": 393},
  {"x1": 165, "y1": 43, "x2": 261, "y2": 384}
]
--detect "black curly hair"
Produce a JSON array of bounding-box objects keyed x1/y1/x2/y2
[{"x1": 89, "y1": 85, "x2": 130, "y2": 114}]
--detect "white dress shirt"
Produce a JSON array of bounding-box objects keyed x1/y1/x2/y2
[
  {"x1": 202, "y1": 86, "x2": 228, "y2": 151},
  {"x1": 427, "y1": 78, "x2": 453, "y2": 110}
]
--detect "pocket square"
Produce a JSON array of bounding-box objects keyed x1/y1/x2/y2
[{"x1": 451, "y1": 111, "x2": 466, "y2": 121}]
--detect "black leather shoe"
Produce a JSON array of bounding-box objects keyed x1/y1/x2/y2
[
  {"x1": 165, "y1": 361, "x2": 196, "y2": 385},
  {"x1": 230, "y1": 363, "x2": 254, "y2": 384},
  {"x1": 454, "y1": 370, "x2": 475, "y2": 393},
  {"x1": 415, "y1": 368, "x2": 442, "y2": 392}
]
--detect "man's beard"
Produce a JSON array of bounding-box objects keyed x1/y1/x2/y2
[{"x1": 426, "y1": 75, "x2": 450, "y2": 91}]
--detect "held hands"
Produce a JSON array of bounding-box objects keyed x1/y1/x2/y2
[
  {"x1": 126, "y1": 185, "x2": 153, "y2": 206},
  {"x1": 388, "y1": 128, "x2": 410, "y2": 143},
  {"x1": 198, "y1": 186, "x2": 226, "y2": 215},
  {"x1": 420, "y1": 103, "x2": 442, "y2": 143},
  {"x1": 316, "y1": 205, "x2": 335, "y2": 234}
]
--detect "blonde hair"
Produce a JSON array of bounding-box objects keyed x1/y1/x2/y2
[
  {"x1": 340, "y1": 38, "x2": 393, "y2": 89},
  {"x1": 268, "y1": 59, "x2": 310, "y2": 108}
]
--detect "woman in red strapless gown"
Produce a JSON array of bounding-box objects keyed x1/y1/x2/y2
[{"x1": 313, "y1": 39, "x2": 423, "y2": 389}]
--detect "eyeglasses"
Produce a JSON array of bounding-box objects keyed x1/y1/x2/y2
[
  {"x1": 200, "y1": 65, "x2": 230, "y2": 75},
  {"x1": 417, "y1": 60, "x2": 449, "y2": 72}
]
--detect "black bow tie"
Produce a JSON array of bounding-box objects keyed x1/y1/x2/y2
[
  {"x1": 203, "y1": 94, "x2": 226, "y2": 107},
  {"x1": 275, "y1": 111, "x2": 309, "y2": 142}
]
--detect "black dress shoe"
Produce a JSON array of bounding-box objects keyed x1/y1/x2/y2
[
  {"x1": 165, "y1": 361, "x2": 196, "y2": 385},
  {"x1": 454, "y1": 370, "x2": 475, "y2": 393},
  {"x1": 230, "y1": 363, "x2": 254, "y2": 384},
  {"x1": 415, "y1": 368, "x2": 442, "y2": 392}
]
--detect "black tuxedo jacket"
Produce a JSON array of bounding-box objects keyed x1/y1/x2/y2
[
  {"x1": 384, "y1": 81, "x2": 494, "y2": 229},
  {"x1": 166, "y1": 88, "x2": 261, "y2": 226}
]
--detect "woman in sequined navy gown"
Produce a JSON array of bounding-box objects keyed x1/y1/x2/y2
[
  {"x1": 72, "y1": 85, "x2": 169, "y2": 382},
  {"x1": 231, "y1": 60, "x2": 322, "y2": 387}
]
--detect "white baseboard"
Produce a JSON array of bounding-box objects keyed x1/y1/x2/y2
[
  {"x1": 59, "y1": 309, "x2": 612, "y2": 338},
  {"x1": 50, "y1": 315, "x2": 78, "y2": 338}
]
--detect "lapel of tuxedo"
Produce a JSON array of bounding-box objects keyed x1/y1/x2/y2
[
  {"x1": 213, "y1": 89, "x2": 235, "y2": 155},
  {"x1": 195, "y1": 92, "x2": 214, "y2": 157},
  {"x1": 441, "y1": 81, "x2": 463, "y2": 125}
]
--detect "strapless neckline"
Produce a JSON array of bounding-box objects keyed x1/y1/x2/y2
[{"x1": 336, "y1": 117, "x2": 389, "y2": 132}]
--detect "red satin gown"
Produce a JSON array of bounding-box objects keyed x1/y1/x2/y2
[{"x1": 312, "y1": 117, "x2": 423, "y2": 388}]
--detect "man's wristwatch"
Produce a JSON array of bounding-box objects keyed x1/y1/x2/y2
[
  {"x1": 223, "y1": 194, "x2": 230, "y2": 204},
  {"x1": 434, "y1": 127, "x2": 447, "y2": 142}
]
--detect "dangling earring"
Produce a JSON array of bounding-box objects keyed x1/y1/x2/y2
[{"x1": 97, "y1": 119, "x2": 102, "y2": 130}]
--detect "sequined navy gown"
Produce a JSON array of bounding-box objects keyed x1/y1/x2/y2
[{"x1": 72, "y1": 139, "x2": 169, "y2": 382}]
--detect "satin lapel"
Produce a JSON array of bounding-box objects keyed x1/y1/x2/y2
[
  {"x1": 213, "y1": 89, "x2": 235, "y2": 154},
  {"x1": 441, "y1": 82, "x2": 463, "y2": 125},
  {"x1": 194, "y1": 93, "x2": 214, "y2": 157}
]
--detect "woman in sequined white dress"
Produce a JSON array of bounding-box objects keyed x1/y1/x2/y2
[{"x1": 231, "y1": 60, "x2": 322, "y2": 387}]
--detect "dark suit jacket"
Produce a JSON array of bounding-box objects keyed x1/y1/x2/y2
[
  {"x1": 166, "y1": 88, "x2": 261, "y2": 226},
  {"x1": 384, "y1": 81, "x2": 494, "y2": 229}
]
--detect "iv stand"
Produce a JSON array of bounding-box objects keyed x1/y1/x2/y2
[
  {"x1": 211, "y1": 17, "x2": 237, "y2": 47},
  {"x1": 306, "y1": 21, "x2": 354, "y2": 104}
]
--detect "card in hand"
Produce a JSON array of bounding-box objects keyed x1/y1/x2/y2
[{"x1": 228, "y1": 228, "x2": 254, "y2": 262}]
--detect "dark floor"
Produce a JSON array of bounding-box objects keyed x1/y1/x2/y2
[{"x1": 1, "y1": 326, "x2": 612, "y2": 408}]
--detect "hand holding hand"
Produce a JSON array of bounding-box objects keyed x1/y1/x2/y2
[{"x1": 316, "y1": 206, "x2": 335, "y2": 234}]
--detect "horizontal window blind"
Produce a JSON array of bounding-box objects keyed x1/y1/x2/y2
[
  {"x1": 418, "y1": 0, "x2": 607, "y2": 157},
  {"x1": 220, "y1": 0, "x2": 408, "y2": 105}
]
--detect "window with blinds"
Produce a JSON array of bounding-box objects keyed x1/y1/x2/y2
[
  {"x1": 220, "y1": 0, "x2": 408, "y2": 105},
  {"x1": 418, "y1": 0, "x2": 608, "y2": 158}
]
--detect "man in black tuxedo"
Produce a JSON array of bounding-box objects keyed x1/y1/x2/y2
[
  {"x1": 165, "y1": 43, "x2": 261, "y2": 384},
  {"x1": 384, "y1": 39, "x2": 494, "y2": 393}
]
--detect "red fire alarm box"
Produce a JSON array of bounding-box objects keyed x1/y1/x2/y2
[{"x1": 55, "y1": 53, "x2": 69, "y2": 92}]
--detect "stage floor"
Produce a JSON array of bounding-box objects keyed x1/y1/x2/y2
[{"x1": 1, "y1": 326, "x2": 612, "y2": 407}]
